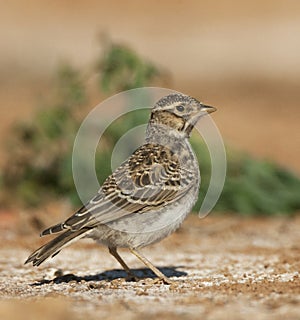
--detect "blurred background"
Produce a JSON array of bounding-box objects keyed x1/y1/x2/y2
[{"x1": 0, "y1": 0, "x2": 300, "y2": 220}]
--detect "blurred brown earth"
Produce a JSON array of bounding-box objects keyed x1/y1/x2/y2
[{"x1": 0, "y1": 0, "x2": 300, "y2": 174}]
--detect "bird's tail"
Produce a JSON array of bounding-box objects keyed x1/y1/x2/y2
[{"x1": 25, "y1": 228, "x2": 91, "y2": 266}]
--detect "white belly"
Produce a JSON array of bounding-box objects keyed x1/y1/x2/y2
[{"x1": 88, "y1": 183, "x2": 199, "y2": 249}]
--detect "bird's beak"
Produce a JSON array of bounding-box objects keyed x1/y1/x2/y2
[{"x1": 200, "y1": 104, "x2": 217, "y2": 114}]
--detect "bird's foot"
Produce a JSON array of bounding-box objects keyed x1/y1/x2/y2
[
  {"x1": 125, "y1": 272, "x2": 140, "y2": 282},
  {"x1": 154, "y1": 275, "x2": 173, "y2": 285}
]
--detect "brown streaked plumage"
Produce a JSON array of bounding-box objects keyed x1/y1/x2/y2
[{"x1": 25, "y1": 93, "x2": 216, "y2": 284}]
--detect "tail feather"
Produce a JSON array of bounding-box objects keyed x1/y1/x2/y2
[
  {"x1": 40, "y1": 222, "x2": 66, "y2": 236},
  {"x1": 25, "y1": 228, "x2": 91, "y2": 266}
]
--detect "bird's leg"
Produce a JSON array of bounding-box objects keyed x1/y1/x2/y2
[
  {"x1": 129, "y1": 248, "x2": 172, "y2": 284},
  {"x1": 108, "y1": 247, "x2": 137, "y2": 281}
]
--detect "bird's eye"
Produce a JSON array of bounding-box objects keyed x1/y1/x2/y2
[{"x1": 176, "y1": 105, "x2": 185, "y2": 112}]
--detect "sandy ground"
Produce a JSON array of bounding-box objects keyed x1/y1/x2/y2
[{"x1": 0, "y1": 214, "x2": 299, "y2": 319}]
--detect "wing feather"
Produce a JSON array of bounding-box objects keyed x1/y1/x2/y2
[{"x1": 42, "y1": 143, "x2": 195, "y2": 235}]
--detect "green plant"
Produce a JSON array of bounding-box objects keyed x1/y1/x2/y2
[
  {"x1": 3, "y1": 65, "x2": 86, "y2": 206},
  {"x1": 191, "y1": 135, "x2": 300, "y2": 215},
  {"x1": 2, "y1": 40, "x2": 300, "y2": 215},
  {"x1": 98, "y1": 43, "x2": 160, "y2": 93},
  {"x1": 2, "y1": 42, "x2": 162, "y2": 207},
  {"x1": 217, "y1": 155, "x2": 300, "y2": 215}
]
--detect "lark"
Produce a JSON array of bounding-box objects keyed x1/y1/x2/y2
[{"x1": 25, "y1": 93, "x2": 216, "y2": 284}]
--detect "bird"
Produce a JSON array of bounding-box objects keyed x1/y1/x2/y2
[{"x1": 25, "y1": 93, "x2": 217, "y2": 284}]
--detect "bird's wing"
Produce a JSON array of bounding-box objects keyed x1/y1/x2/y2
[{"x1": 41, "y1": 143, "x2": 196, "y2": 235}]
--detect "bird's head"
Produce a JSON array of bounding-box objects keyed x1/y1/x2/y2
[{"x1": 149, "y1": 93, "x2": 216, "y2": 137}]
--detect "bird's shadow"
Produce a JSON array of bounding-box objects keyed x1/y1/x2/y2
[{"x1": 31, "y1": 266, "x2": 187, "y2": 286}]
